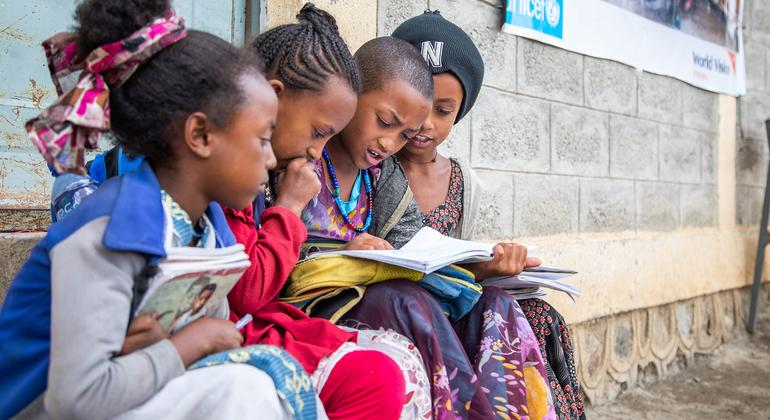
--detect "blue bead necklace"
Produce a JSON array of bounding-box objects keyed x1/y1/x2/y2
[{"x1": 322, "y1": 148, "x2": 373, "y2": 233}]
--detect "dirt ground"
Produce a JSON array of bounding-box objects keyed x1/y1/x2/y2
[{"x1": 585, "y1": 316, "x2": 770, "y2": 420}]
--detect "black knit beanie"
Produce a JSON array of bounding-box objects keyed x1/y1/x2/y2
[{"x1": 392, "y1": 10, "x2": 484, "y2": 123}]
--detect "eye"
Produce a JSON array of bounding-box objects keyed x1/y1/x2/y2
[
  {"x1": 313, "y1": 129, "x2": 325, "y2": 140},
  {"x1": 436, "y1": 107, "x2": 453, "y2": 116},
  {"x1": 376, "y1": 114, "x2": 392, "y2": 128}
]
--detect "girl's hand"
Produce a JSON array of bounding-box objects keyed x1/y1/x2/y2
[
  {"x1": 119, "y1": 313, "x2": 167, "y2": 355},
  {"x1": 170, "y1": 318, "x2": 243, "y2": 366},
  {"x1": 274, "y1": 157, "x2": 322, "y2": 217},
  {"x1": 341, "y1": 233, "x2": 393, "y2": 251},
  {"x1": 467, "y1": 242, "x2": 541, "y2": 280}
]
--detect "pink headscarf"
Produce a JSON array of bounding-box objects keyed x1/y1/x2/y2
[{"x1": 25, "y1": 11, "x2": 187, "y2": 174}]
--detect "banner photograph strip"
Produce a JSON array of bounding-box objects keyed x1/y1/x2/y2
[{"x1": 503, "y1": 0, "x2": 746, "y2": 96}]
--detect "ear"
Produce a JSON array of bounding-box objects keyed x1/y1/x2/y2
[
  {"x1": 183, "y1": 112, "x2": 214, "y2": 159},
  {"x1": 268, "y1": 79, "x2": 285, "y2": 96}
]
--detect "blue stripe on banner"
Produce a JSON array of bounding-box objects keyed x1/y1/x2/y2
[{"x1": 505, "y1": 0, "x2": 564, "y2": 39}]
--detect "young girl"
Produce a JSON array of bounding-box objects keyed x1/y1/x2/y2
[
  {"x1": 393, "y1": 11, "x2": 585, "y2": 419},
  {"x1": 0, "y1": 0, "x2": 300, "y2": 418},
  {"x1": 296, "y1": 36, "x2": 554, "y2": 419},
  {"x1": 225, "y1": 4, "x2": 405, "y2": 419},
  {"x1": 223, "y1": 5, "x2": 407, "y2": 419}
]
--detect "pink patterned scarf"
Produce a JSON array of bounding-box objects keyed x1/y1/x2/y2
[{"x1": 25, "y1": 12, "x2": 187, "y2": 174}]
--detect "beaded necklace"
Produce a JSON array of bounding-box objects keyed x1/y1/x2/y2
[{"x1": 321, "y1": 148, "x2": 373, "y2": 233}]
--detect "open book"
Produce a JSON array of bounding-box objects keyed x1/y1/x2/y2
[
  {"x1": 310, "y1": 227, "x2": 580, "y2": 299},
  {"x1": 134, "y1": 244, "x2": 250, "y2": 334},
  {"x1": 309, "y1": 227, "x2": 501, "y2": 273}
]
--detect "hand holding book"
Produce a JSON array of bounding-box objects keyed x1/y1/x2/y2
[{"x1": 465, "y1": 242, "x2": 542, "y2": 281}]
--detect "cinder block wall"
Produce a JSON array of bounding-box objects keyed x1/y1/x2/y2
[
  {"x1": 380, "y1": 0, "x2": 722, "y2": 239},
  {"x1": 738, "y1": 0, "x2": 770, "y2": 225}
]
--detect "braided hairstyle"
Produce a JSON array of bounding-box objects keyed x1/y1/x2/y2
[{"x1": 251, "y1": 3, "x2": 361, "y2": 94}]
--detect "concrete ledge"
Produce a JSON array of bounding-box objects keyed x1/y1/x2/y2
[
  {"x1": 0, "y1": 232, "x2": 43, "y2": 302},
  {"x1": 518, "y1": 226, "x2": 766, "y2": 324}
]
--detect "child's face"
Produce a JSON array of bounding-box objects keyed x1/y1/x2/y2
[
  {"x1": 271, "y1": 77, "x2": 358, "y2": 172},
  {"x1": 407, "y1": 73, "x2": 464, "y2": 155},
  {"x1": 191, "y1": 289, "x2": 213, "y2": 313},
  {"x1": 338, "y1": 79, "x2": 431, "y2": 169},
  {"x1": 207, "y1": 73, "x2": 278, "y2": 210}
]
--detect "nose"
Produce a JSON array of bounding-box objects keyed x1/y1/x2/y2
[
  {"x1": 421, "y1": 116, "x2": 435, "y2": 134},
  {"x1": 307, "y1": 145, "x2": 323, "y2": 161},
  {"x1": 376, "y1": 135, "x2": 400, "y2": 155},
  {"x1": 265, "y1": 144, "x2": 277, "y2": 171}
]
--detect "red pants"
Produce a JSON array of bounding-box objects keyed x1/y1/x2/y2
[{"x1": 319, "y1": 350, "x2": 405, "y2": 420}]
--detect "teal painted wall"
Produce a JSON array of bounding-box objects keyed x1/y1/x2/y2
[{"x1": 0, "y1": 0, "x2": 251, "y2": 210}]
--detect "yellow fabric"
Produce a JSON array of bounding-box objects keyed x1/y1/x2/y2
[
  {"x1": 523, "y1": 366, "x2": 550, "y2": 420},
  {"x1": 286, "y1": 254, "x2": 423, "y2": 297}
]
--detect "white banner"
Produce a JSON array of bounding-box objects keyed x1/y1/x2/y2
[{"x1": 503, "y1": 0, "x2": 746, "y2": 96}]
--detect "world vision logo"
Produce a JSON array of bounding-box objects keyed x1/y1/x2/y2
[
  {"x1": 692, "y1": 51, "x2": 732, "y2": 75},
  {"x1": 421, "y1": 41, "x2": 444, "y2": 68}
]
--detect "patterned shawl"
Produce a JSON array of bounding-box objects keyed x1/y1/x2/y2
[{"x1": 25, "y1": 11, "x2": 187, "y2": 174}]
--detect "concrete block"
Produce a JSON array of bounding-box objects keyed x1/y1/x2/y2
[
  {"x1": 658, "y1": 125, "x2": 701, "y2": 184},
  {"x1": 377, "y1": 0, "x2": 427, "y2": 36},
  {"x1": 736, "y1": 185, "x2": 765, "y2": 226},
  {"x1": 471, "y1": 88, "x2": 550, "y2": 172},
  {"x1": 736, "y1": 137, "x2": 769, "y2": 188},
  {"x1": 609, "y1": 115, "x2": 658, "y2": 180},
  {"x1": 739, "y1": 91, "x2": 770, "y2": 141},
  {"x1": 579, "y1": 178, "x2": 635, "y2": 233},
  {"x1": 747, "y1": 0, "x2": 770, "y2": 45},
  {"x1": 638, "y1": 72, "x2": 683, "y2": 125},
  {"x1": 437, "y1": 114, "x2": 472, "y2": 163},
  {"x1": 513, "y1": 174, "x2": 579, "y2": 237},
  {"x1": 701, "y1": 132, "x2": 717, "y2": 185},
  {"x1": 637, "y1": 181, "x2": 680, "y2": 231},
  {"x1": 432, "y1": 0, "x2": 517, "y2": 92},
  {"x1": 682, "y1": 85, "x2": 719, "y2": 132},
  {"x1": 680, "y1": 185, "x2": 717, "y2": 228},
  {"x1": 584, "y1": 57, "x2": 637, "y2": 115},
  {"x1": 744, "y1": 41, "x2": 766, "y2": 92},
  {"x1": 551, "y1": 104, "x2": 610, "y2": 176},
  {"x1": 473, "y1": 170, "x2": 514, "y2": 240},
  {"x1": 517, "y1": 38, "x2": 583, "y2": 105}
]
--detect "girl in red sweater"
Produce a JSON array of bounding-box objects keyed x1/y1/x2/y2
[{"x1": 224, "y1": 5, "x2": 409, "y2": 419}]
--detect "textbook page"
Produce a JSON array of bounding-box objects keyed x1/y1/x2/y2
[{"x1": 310, "y1": 227, "x2": 497, "y2": 273}]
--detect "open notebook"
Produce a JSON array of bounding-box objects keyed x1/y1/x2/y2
[
  {"x1": 310, "y1": 227, "x2": 580, "y2": 299},
  {"x1": 309, "y1": 227, "x2": 498, "y2": 273},
  {"x1": 134, "y1": 244, "x2": 250, "y2": 334}
]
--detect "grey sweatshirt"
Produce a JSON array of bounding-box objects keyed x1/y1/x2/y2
[{"x1": 19, "y1": 216, "x2": 227, "y2": 419}]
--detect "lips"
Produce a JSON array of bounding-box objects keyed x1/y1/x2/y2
[
  {"x1": 409, "y1": 134, "x2": 433, "y2": 149},
  {"x1": 365, "y1": 148, "x2": 383, "y2": 167}
]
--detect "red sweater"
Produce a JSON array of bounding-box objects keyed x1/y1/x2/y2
[{"x1": 225, "y1": 206, "x2": 356, "y2": 374}]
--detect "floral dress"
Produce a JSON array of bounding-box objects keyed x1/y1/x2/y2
[{"x1": 425, "y1": 160, "x2": 586, "y2": 419}]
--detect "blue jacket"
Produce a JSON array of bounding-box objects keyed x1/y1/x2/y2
[{"x1": 0, "y1": 162, "x2": 235, "y2": 419}]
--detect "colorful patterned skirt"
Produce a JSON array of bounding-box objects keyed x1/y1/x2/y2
[{"x1": 338, "y1": 280, "x2": 556, "y2": 420}]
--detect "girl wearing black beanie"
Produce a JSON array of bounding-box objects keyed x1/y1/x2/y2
[{"x1": 393, "y1": 10, "x2": 586, "y2": 420}]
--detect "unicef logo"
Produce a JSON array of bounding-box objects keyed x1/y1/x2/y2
[{"x1": 546, "y1": 0, "x2": 561, "y2": 28}]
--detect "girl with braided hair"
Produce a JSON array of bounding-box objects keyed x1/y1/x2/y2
[{"x1": 224, "y1": 4, "x2": 410, "y2": 419}]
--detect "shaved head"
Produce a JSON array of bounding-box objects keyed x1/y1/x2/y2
[{"x1": 355, "y1": 36, "x2": 433, "y2": 99}]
